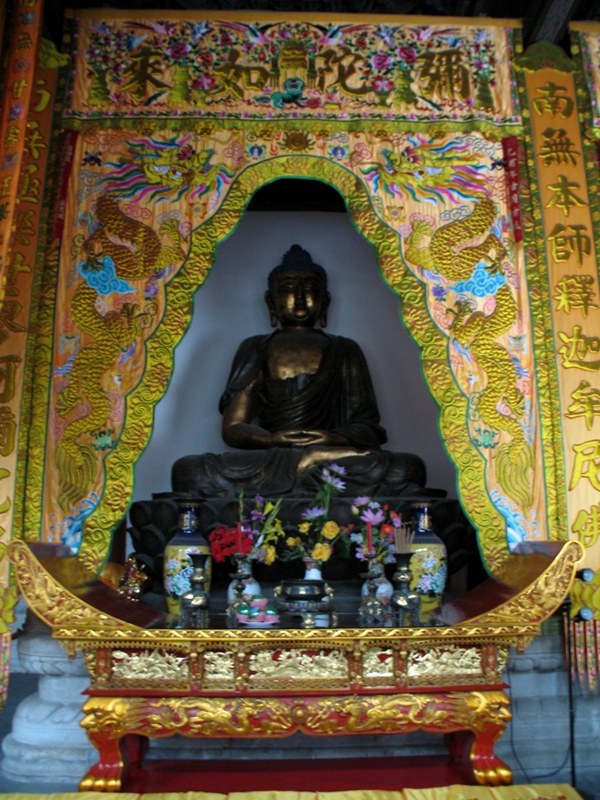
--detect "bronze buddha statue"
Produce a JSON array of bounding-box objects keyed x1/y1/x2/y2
[{"x1": 172, "y1": 245, "x2": 426, "y2": 498}]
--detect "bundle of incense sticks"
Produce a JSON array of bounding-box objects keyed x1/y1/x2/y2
[{"x1": 394, "y1": 524, "x2": 415, "y2": 554}]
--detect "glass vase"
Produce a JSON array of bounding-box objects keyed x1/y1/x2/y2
[
  {"x1": 409, "y1": 501, "x2": 447, "y2": 616},
  {"x1": 163, "y1": 501, "x2": 211, "y2": 616}
]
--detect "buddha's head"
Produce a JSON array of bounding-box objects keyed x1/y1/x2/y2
[{"x1": 266, "y1": 245, "x2": 330, "y2": 329}]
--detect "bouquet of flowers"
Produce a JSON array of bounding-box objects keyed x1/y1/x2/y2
[
  {"x1": 208, "y1": 493, "x2": 285, "y2": 565},
  {"x1": 349, "y1": 497, "x2": 403, "y2": 563},
  {"x1": 282, "y1": 463, "x2": 351, "y2": 563}
]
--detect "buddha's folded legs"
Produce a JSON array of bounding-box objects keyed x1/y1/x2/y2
[{"x1": 171, "y1": 448, "x2": 427, "y2": 499}]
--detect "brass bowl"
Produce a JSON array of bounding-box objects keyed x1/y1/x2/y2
[{"x1": 276, "y1": 579, "x2": 327, "y2": 603}]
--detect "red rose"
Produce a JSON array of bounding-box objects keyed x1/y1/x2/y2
[
  {"x1": 371, "y1": 53, "x2": 393, "y2": 71},
  {"x1": 167, "y1": 41, "x2": 190, "y2": 61},
  {"x1": 397, "y1": 45, "x2": 417, "y2": 65}
]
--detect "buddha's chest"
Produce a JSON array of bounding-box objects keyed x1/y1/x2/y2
[{"x1": 266, "y1": 333, "x2": 326, "y2": 380}]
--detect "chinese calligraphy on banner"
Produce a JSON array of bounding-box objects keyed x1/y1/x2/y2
[
  {"x1": 0, "y1": 37, "x2": 60, "y2": 585},
  {"x1": 526, "y1": 65, "x2": 600, "y2": 568},
  {"x1": 0, "y1": 0, "x2": 43, "y2": 310}
]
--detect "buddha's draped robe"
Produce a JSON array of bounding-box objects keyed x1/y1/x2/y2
[{"x1": 172, "y1": 333, "x2": 426, "y2": 497}]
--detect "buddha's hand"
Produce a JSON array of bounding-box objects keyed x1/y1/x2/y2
[{"x1": 271, "y1": 429, "x2": 348, "y2": 447}]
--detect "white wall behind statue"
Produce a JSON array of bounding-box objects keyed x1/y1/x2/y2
[{"x1": 133, "y1": 210, "x2": 457, "y2": 502}]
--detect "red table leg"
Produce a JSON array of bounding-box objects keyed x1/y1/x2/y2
[{"x1": 79, "y1": 727, "x2": 129, "y2": 792}]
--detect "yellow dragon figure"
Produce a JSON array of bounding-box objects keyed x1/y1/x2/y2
[
  {"x1": 404, "y1": 195, "x2": 533, "y2": 510},
  {"x1": 363, "y1": 139, "x2": 488, "y2": 204},
  {"x1": 55, "y1": 194, "x2": 187, "y2": 513},
  {"x1": 403, "y1": 197, "x2": 505, "y2": 279},
  {"x1": 448, "y1": 286, "x2": 534, "y2": 510}
]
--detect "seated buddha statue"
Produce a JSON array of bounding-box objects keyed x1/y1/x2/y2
[{"x1": 172, "y1": 244, "x2": 427, "y2": 498}]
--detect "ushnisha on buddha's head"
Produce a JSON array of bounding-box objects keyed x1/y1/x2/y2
[{"x1": 265, "y1": 244, "x2": 331, "y2": 330}]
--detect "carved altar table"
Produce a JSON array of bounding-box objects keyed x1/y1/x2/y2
[{"x1": 8, "y1": 539, "x2": 583, "y2": 793}]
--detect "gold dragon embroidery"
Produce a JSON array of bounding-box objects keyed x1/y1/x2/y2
[
  {"x1": 55, "y1": 193, "x2": 186, "y2": 511},
  {"x1": 405, "y1": 195, "x2": 533, "y2": 509}
]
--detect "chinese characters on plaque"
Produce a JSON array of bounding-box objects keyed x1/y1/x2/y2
[{"x1": 527, "y1": 70, "x2": 600, "y2": 563}]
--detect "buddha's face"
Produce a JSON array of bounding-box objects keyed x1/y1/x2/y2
[{"x1": 267, "y1": 270, "x2": 329, "y2": 329}]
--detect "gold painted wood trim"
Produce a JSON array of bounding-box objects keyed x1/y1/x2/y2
[{"x1": 64, "y1": 9, "x2": 522, "y2": 27}]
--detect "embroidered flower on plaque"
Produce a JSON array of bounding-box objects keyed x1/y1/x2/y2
[
  {"x1": 371, "y1": 76, "x2": 394, "y2": 93},
  {"x1": 167, "y1": 41, "x2": 191, "y2": 61},
  {"x1": 371, "y1": 53, "x2": 393, "y2": 71}
]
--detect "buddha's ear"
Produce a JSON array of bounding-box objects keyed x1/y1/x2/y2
[
  {"x1": 265, "y1": 290, "x2": 278, "y2": 327},
  {"x1": 319, "y1": 291, "x2": 331, "y2": 328}
]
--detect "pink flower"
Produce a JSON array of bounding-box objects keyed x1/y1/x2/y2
[
  {"x1": 193, "y1": 72, "x2": 216, "y2": 90},
  {"x1": 371, "y1": 76, "x2": 394, "y2": 92},
  {"x1": 371, "y1": 53, "x2": 393, "y2": 71},
  {"x1": 167, "y1": 41, "x2": 190, "y2": 61},
  {"x1": 306, "y1": 96, "x2": 322, "y2": 109},
  {"x1": 360, "y1": 507, "x2": 385, "y2": 525},
  {"x1": 397, "y1": 45, "x2": 417, "y2": 65}
]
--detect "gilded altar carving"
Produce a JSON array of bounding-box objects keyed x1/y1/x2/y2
[
  {"x1": 203, "y1": 650, "x2": 236, "y2": 687},
  {"x1": 363, "y1": 648, "x2": 394, "y2": 679},
  {"x1": 7, "y1": 540, "x2": 126, "y2": 629},
  {"x1": 79, "y1": 688, "x2": 514, "y2": 790},
  {"x1": 248, "y1": 649, "x2": 349, "y2": 685},
  {"x1": 111, "y1": 649, "x2": 189, "y2": 682},
  {"x1": 76, "y1": 639, "x2": 512, "y2": 693},
  {"x1": 408, "y1": 646, "x2": 482, "y2": 679},
  {"x1": 81, "y1": 689, "x2": 511, "y2": 740},
  {"x1": 473, "y1": 539, "x2": 583, "y2": 625}
]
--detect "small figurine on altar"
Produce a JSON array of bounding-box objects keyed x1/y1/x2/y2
[{"x1": 117, "y1": 557, "x2": 148, "y2": 601}]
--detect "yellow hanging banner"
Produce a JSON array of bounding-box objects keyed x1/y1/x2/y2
[
  {"x1": 526, "y1": 67, "x2": 600, "y2": 568},
  {"x1": 0, "y1": 0, "x2": 44, "y2": 310},
  {"x1": 0, "y1": 38, "x2": 59, "y2": 583}
]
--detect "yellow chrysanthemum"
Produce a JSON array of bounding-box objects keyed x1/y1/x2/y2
[
  {"x1": 312, "y1": 543, "x2": 331, "y2": 562},
  {"x1": 321, "y1": 520, "x2": 340, "y2": 540},
  {"x1": 286, "y1": 536, "x2": 300, "y2": 547},
  {"x1": 299, "y1": 522, "x2": 310, "y2": 533},
  {"x1": 264, "y1": 545, "x2": 276, "y2": 565}
]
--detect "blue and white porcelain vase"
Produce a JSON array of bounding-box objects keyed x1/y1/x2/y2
[
  {"x1": 409, "y1": 501, "x2": 447, "y2": 615},
  {"x1": 163, "y1": 501, "x2": 211, "y2": 616}
]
